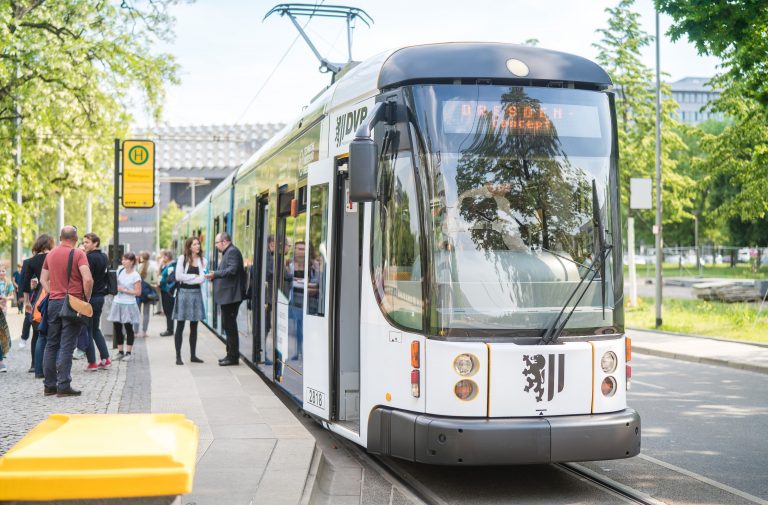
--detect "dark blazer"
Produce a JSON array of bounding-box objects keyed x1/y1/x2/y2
[{"x1": 212, "y1": 244, "x2": 245, "y2": 305}]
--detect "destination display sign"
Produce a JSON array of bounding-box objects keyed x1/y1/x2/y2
[
  {"x1": 442, "y1": 101, "x2": 602, "y2": 138},
  {"x1": 122, "y1": 139, "x2": 155, "y2": 208}
]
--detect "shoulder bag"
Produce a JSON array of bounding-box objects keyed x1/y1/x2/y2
[{"x1": 60, "y1": 249, "x2": 94, "y2": 326}]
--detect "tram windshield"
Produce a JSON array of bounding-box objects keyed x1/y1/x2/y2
[{"x1": 407, "y1": 85, "x2": 618, "y2": 335}]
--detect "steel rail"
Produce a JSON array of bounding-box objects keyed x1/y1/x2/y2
[{"x1": 554, "y1": 462, "x2": 667, "y2": 505}]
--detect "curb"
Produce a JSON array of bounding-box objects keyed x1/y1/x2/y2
[
  {"x1": 628, "y1": 327, "x2": 768, "y2": 349},
  {"x1": 632, "y1": 346, "x2": 768, "y2": 375}
]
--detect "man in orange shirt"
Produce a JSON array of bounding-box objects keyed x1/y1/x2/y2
[{"x1": 40, "y1": 226, "x2": 93, "y2": 397}]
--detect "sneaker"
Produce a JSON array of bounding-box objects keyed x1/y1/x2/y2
[
  {"x1": 72, "y1": 349, "x2": 86, "y2": 360},
  {"x1": 0, "y1": 362, "x2": 7, "y2": 373},
  {"x1": 114, "y1": 352, "x2": 125, "y2": 361},
  {"x1": 122, "y1": 353, "x2": 132, "y2": 362},
  {"x1": 98, "y1": 358, "x2": 112, "y2": 370},
  {"x1": 19, "y1": 339, "x2": 26, "y2": 349},
  {"x1": 85, "y1": 363, "x2": 99, "y2": 371}
]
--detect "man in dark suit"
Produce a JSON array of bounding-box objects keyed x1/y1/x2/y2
[{"x1": 205, "y1": 232, "x2": 245, "y2": 366}]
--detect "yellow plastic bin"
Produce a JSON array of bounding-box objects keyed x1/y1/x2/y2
[{"x1": 0, "y1": 413, "x2": 198, "y2": 501}]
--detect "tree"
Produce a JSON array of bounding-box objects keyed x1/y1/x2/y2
[
  {"x1": 160, "y1": 200, "x2": 186, "y2": 249},
  {"x1": 593, "y1": 0, "x2": 694, "y2": 247},
  {"x1": 656, "y1": 0, "x2": 768, "y2": 107},
  {"x1": 656, "y1": 0, "x2": 768, "y2": 238},
  {"x1": 0, "y1": 1, "x2": 179, "y2": 252}
]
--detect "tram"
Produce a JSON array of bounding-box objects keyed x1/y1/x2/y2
[{"x1": 174, "y1": 42, "x2": 641, "y2": 465}]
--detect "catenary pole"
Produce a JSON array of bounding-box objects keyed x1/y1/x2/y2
[{"x1": 654, "y1": 11, "x2": 663, "y2": 327}]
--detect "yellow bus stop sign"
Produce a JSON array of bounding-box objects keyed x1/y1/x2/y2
[{"x1": 122, "y1": 139, "x2": 155, "y2": 208}]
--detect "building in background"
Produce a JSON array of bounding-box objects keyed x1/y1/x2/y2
[
  {"x1": 120, "y1": 123, "x2": 284, "y2": 252},
  {"x1": 670, "y1": 77, "x2": 724, "y2": 125}
]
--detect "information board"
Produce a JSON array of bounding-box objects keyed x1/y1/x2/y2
[{"x1": 122, "y1": 140, "x2": 155, "y2": 208}]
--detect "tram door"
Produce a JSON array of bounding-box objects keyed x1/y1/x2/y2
[
  {"x1": 333, "y1": 158, "x2": 361, "y2": 433},
  {"x1": 254, "y1": 196, "x2": 273, "y2": 376},
  {"x1": 303, "y1": 159, "x2": 335, "y2": 420},
  {"x1": 302, "y1": 157, "x2": 361, "y2": 431}
]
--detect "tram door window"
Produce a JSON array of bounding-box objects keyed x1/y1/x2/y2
[
  {"x1": 274, "y1": 189, "x2": 307, "y2": 398},
  {"x1": 334, "y1": 159, "x2": 362, "y2": 431},
  {"x1": 255, "y1": 196, "x2": 274, "y2": 374},
  {"x1": 212, "y1": 216, "x2": 221, "y2": 330}
]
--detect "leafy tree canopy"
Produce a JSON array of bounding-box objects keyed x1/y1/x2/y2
[
  {"x1": 0, "y1": 0, "x2": 180, "y2": 251},
  {"x1": 656, "y1": 0, "x2": 768, "y2": 107}
]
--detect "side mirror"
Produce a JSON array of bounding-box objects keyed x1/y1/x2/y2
[
  {"x1": 349, "y1": 101, "x2": 388, "y2": 203},
  {"x1": 349, "y1": 138, "x2": 378, "y2": 202}
]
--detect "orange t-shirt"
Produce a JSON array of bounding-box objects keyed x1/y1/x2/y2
[{"x1": 43, "y1": 245, "x2": 89, "y2": 300}]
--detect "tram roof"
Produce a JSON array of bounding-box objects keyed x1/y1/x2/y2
[{"x1": 378, "y1": 43, "x2": 612, "y2": 89}]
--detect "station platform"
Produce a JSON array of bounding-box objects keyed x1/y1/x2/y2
[{"x1": 0, "y1": 310, "x2": 318, "y2": 505}]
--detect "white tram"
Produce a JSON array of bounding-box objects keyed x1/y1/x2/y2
[{"x1": 174, "y1": 42, "x2": 641, "y2": 465}]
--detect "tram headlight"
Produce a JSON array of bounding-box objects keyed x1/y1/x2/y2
[
  {"x1": 601, "y1": 376, "x2": 617, "y2": 397},
  {"x1": 601, "y1": 351, "x2": 618, "y2": 374},
  {"x1": 454, "y1": 379, "x2": 478, "y2": 401},
  {"x1": 453, "y1": 354, "x2": 478, "y2": 376}
]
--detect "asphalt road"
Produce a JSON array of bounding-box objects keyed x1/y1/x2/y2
[{"x1": 628, "y1": 353, "x2": 768, "y2": 500}]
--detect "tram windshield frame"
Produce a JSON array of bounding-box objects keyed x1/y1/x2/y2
[{"x1": 400, "y1": 84, "x2": 621, "y2": 338}]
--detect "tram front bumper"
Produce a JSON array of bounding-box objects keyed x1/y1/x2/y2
[{"x1": 367, "y1": 407, "x2": 641, "y2": 465}]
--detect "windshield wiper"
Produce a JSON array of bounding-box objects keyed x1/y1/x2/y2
[{"x1": 539, "y1": 180, "x2": 611, "y2": 345}]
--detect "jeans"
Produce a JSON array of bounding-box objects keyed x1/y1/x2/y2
[
  {"x1": 43, "y1": 299, "x2": 82, "y2": 390},
  {"x1": 34, "y1": 331, "x2": 46, "y2": 376},
  {"x1": 220, "y1": 302, "x2": 241, "y2": 360},
  {"x1": 85, "y1": 295, "x2": 110, "y2": 363},
  {"x1": 136, "y1": 300, "x2": 152, "y2": 333},
  {"x1": 161, "y1": 290, "x2": 175, "y2": 333}
]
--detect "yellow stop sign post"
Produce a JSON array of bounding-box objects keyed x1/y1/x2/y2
[{"x1": 122, "y1": 140, "x2": 155, "y2": 208}]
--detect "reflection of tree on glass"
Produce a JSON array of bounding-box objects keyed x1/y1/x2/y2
[
  {"x1": 371, "y1": 126, "x2": 424, "y2": 331},
  {"x1": 406, "y1": 84, "x2": 614, "y2": 335},
  {"x1": 454, "y1": 87, "x2": 591, "y2": 258}
]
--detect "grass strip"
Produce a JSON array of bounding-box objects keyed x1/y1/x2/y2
[{"x1": 625, "y1": 296, "x2": 768, "y2": 344}]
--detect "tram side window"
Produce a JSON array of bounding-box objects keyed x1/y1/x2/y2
[
  {"x1": 371, "y1": 127, "x2": 424, "y2": 330},
  {"x1": 307, "y1": 184, "x2": 329, "y2": 316}
]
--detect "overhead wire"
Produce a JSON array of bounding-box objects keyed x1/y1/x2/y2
[{"x1": 234, "y1": 0, "x2": 326, "y2": 125}]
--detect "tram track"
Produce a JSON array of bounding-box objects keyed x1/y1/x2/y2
[
  {"x1": 554, "y1": 462, "x2": 667, "y2": 505},
  {"x1": 341, "y1": 426, "x2": 668, "y2": 505}
]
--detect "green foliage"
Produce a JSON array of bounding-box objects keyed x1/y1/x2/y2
[
  {"x1": 160, "y1": 200, "x2": 186, "y2": 249},
  {"x1": 593, "y1": 0, "x2": 694, "y2": 246},
  {"x1": 656, "y1": 0, "x2": 768, "y2": 245},
  {"x1": 656, "y1": 0, "x2": 768, "y2": 107},
  {"x1": 0, "y1": 0, "x2": 179, "y2": 253}
]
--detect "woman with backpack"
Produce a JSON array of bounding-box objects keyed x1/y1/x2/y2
[
  {"x1": 107, "y1": 252, "x2": 141, "y2": 361},
  {"x1": 159, "y1": 250, "x2": 177, "y2": 337},
  {"x1": 136, "y1": 251, "x2": 158, "y2": 337},
  {"x1": 23, "y1": 234, "x2": 54, "y2": 376},
  {"x1": 173, "y1": 237, "x2": 207, "y2": 365}
]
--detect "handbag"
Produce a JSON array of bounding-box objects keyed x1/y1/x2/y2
[
  {"x1": 60, "y1": 249, "x2": 94, "y2": 326},
  {"x1": 107, "y1": 269, "x2": 118, "y2": 296}
]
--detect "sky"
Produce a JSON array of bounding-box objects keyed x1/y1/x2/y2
[{"x1": 137, "y1": 0, "x2": 722, "y2": 127}]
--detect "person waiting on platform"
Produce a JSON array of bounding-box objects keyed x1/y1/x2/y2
[
  {"x1": 107, "y1": 252, "x2": 141, "y2": 362},
  {"x1": 173, "y1": 237, "x2": 207, "y2": 365}
]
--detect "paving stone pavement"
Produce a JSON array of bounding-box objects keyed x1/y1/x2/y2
[{"x1": 0, "y1": 311, "x2": 129, "y2": 455}]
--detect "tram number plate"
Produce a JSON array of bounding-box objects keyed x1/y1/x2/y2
[{"x1": 307, "y1": 388, "x2": 326, "y2": 409}]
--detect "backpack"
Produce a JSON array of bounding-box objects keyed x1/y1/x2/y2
[
  {"x1": 138, "y1": 280, "x2": 159, "y2": 303},
  {"x1": 32, "y1": 288, "x2": 48, "y2": 325}
]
